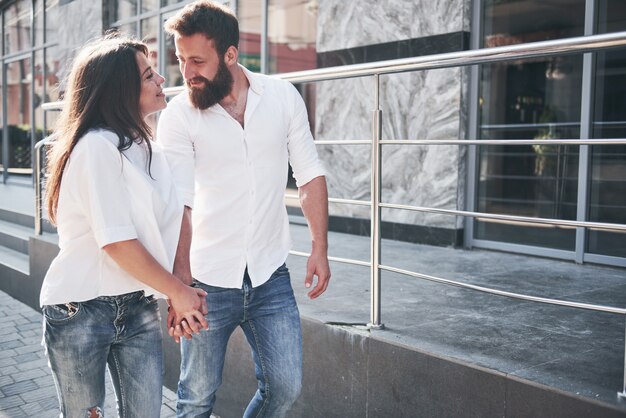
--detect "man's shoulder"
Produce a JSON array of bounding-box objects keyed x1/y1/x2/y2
[
  {"x1": 246, "y1": 69, "x2": 295, "y2": 96},
  {"x1": 167, "y1": 91, "x2": 192, "y2": 109},
  {"x1": 160, "y1": 91, "x2": 196, "y2": 123}
]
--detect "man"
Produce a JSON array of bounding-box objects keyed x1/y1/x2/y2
[{"x1": 157, "y1": 1, "x2": 331, "y2": 417}]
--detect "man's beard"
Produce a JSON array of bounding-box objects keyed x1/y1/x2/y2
[{"x1": 187, "y1": 59, "x2": 234, "y2": 110}]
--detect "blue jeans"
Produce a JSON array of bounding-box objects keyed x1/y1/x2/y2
[
  {"x1": 42, "y1": 291, "x2": 163, "y2": 418},
  {"x1": 178, "y1": 264, "x2": 302, "y2": 418}
]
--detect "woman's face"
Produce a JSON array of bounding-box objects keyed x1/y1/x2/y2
[{"x1": 137, "y1": 52, "x2": 166, "y2": 118}]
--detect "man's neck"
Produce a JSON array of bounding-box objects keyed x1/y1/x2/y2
[
  {"x1": 220, "y1": 64, "x2": 249, "y2": 108},
  {"x1": 220, "y1": 64, "x2": 249, "y2": 127}
]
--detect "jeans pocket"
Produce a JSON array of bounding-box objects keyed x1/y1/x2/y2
[
  {"x1": 142, "y1": 294, "x2": 159, "y2": 306},
  {"x1": 43, "y1": 303, "x2": 81, "y2": 324},
  {"x1": 268, "y1": 263, "x2": 290, "y2": 283}
]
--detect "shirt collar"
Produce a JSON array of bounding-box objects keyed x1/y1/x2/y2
[{"x1": 239, "y1": 64, "x2": 264, "y2": 96}]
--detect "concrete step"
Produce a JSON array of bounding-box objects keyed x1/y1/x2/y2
[
  {"x1": 0, "y1": 244, "x2": 29, "y2": 275},
  {"x1": 0, "y1": 206, "x2": 34, "y2": 229},
  {"x1": 0, "y1": 218, "x2": 33, "y2": 255}
]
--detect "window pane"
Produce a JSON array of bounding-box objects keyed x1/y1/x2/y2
[
  {"x1": 587, "y1": 0, "x2": 626, "y2": 258},
  {"x1": 163, "y1": 31, "x2": 182, "y2": 87},
  {"x1": 475, "y1": 0, "x2": 586, "y2": 250},
  {"x1": 6, "y1": 58, "x2": 33, "y2": 175},
  {"x1": 238, "y1": 0, "x2": 262, "y2": 72},
  {"x1": 44, "y1": 45, "x2": 62, "y2": 135},
  {"x1": 141, "y1": 0, "x2": 159, "y2": 14},
  {"x1": 115, "y1": 22, "x2": 138, "y2": 38},
  {"x1": 46, "y1": 0, "x2": 60, "y2": 44},
  {"x1": 34, "y1": 0, "x2": 44, "y2": 46},
  {"x1": 267, "y1": 0, "x2": 317, "y2": 74},
  {"x1": 141, "y1": 16, "x2": 158, "y2": 67},
  {"x1": 4, "y1": 0, "x2": 32, "y2": 55},
  {"x1": 161, "y1": 0, "x2": 185, "y2": 7},
  {"x1": 34, "y1": 51, "x2": 45, "y2": 145},
  {"x1": 110, "y1": 0, "x2": 137, "y2": 24}
]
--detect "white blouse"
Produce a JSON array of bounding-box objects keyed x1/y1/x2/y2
[{"x1": 40, "y1": 129, "x2": 183, "y2": 306}]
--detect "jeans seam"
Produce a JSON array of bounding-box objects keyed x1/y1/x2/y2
[
  {"x1": 248, "y1": 320, "x2": 270, "y2": 418},
  {"x1": 110, "y1": 350, "x2": 127, "y2": 418}
]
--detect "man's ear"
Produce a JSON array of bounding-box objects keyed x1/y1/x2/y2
[{"x1": 224, "y1": 46, "x2": 238, "y2": 66}]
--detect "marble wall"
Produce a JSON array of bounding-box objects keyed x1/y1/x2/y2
[{"x1": 315, "y1": 0, "x2": 470, "y2": 232}]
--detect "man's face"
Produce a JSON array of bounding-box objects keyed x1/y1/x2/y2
[{"x1": 175, "y1": 33, "x2": 234, "y2": 110}]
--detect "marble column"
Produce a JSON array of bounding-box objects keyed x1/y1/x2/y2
[{"x1": 314, "y1": 0, "x2": 470, "y2": 235}]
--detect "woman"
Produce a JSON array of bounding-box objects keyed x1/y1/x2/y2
[{"x1": 41, "y1": 35, "x2": 207, "y2": 417}]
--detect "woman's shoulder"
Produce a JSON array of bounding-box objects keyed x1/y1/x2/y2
[
  {"x1": 68, "y1": 129, "x2": 127, "y2": 167},
  {"x1": 72, "y1": 129, "x2": 121, "y2": 153}
]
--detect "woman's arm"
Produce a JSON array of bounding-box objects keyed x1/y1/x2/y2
[{"x1": 103, "y1": 238, "x2": 208, "y2": 333}]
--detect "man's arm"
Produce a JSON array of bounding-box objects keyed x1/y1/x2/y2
[
  {"x1": 299, "y1": 175, "x2": 331, "y2": 299},
  {"x1": 173, "y1": 206, "x2": 193, "y2": 285},
  {"x1": 168, "y1": 206, "x2": 208, "y2": 342}
]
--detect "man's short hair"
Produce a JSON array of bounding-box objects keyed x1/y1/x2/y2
[{"x1": 164, "y1": 0, "x2": 239, "y2": 56}]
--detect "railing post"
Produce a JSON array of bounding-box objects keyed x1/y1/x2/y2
[
  {"x1": 369, "y1": 74, "x2": 384, "y2": 330},
  {"x1": 619, "y1": 318, "x2": 626, "y2": 399},
  {"x1": 34, "y1": 138, "x2": 48, "y2": 235}
]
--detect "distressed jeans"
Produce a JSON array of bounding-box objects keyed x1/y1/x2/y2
[
  {"x1": 42, "y1": 291, "x2": 163, "y2": 418},
  {"x1": 177, "y1": 264, "x2": 303, "y2": 418}
]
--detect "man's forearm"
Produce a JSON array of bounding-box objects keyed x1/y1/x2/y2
[
  {"x1": 173, "y1": 206, "x2": 193, "y2": 285},
  {"x1": 299, "y1": 176, "x2": 329, "y2": 253}
]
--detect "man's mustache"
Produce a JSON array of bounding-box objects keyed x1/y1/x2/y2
[{"x1": 187, "y1": 76, "x2": 210, "y2": 86}]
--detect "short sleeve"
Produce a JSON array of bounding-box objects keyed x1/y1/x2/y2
[
  {"x1": 285, "y1": 82, "x2": 326, "y2": 187},
  {"x1": 67, "y1": 133, "x2": 138, "y2": 248},
  {"x1": 156, "y1": 99, "x2": 196, "y2": 208}
]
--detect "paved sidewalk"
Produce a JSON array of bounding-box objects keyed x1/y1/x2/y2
[{"x1": 0, "y1": 291, "x2": 179, "y2": 417}]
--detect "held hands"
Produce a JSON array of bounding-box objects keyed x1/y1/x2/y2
[{"x1": 166, "y1": 284, "x2": 209, "y2": 343}]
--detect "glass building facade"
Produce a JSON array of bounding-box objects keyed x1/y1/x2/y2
[
  {"x1": 1, "y1": 0, "x2": 61, "y2": 182},
  {"x1": 471, "y1": 0, "x2": 626, "y2": 265},
  {"x1": 0, "y1": 0, "x2": 624, "y2": 266}
]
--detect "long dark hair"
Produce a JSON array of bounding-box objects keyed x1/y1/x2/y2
[{"x1": 46, "y1": 35, "x2": 153, "y2": 225}]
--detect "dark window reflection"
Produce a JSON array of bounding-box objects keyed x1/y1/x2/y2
[
  {"x1": 587, "y1": 0, "x2": 626, "y2": 258},
  {"x1": 475, "y1": 0, "x2": 585, "y2": 250}
]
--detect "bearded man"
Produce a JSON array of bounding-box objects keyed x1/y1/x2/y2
[{"x1": 157, "y1": 1, "x2": 331, "y2": 417}]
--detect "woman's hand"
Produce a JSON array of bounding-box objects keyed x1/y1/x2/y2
[{"x1": 167, "y1": 284, "x2": 208, "y2": 342}]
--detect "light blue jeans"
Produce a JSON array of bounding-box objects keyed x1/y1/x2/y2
[
  {"x1": 177, "y1": 264, "x2": 302, "y2": 418},
  {"x1": 42, "y1": 291, "x2": 163, "y2": 418}
]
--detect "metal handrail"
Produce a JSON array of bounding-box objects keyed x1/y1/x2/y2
[
  {"x1": 36, "y1": 30, "x2": 626, "y2": 394},
  {"x1": 39, "y1": 31, "x2": 626, "y2": 111},
  {"x1": 34, "y1": 137, "x2": 52, "y2": 235}
]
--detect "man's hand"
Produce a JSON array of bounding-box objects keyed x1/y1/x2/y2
[
  {"x1": 305, "y1": 249, "x2": 331, "y2": 299},
  {"x1": 166, "y1": 284, "x2": 209, "y2": 343}
]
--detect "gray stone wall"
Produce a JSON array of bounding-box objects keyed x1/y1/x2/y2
[{"x1": 314, "y1": 0, "x2": 470, "y2": 231}]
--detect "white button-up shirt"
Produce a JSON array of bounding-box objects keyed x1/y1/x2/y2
[
  {"x1": 157, "y1": 66, "x2": 325, "y2": 288},
  {"x1": 40, "y1": 129, "x2": 183, "y2": 306}
]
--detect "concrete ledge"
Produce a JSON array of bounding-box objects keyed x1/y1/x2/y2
[{"x1": 201, "y1": 318, "x2": 626, "y2": 418}]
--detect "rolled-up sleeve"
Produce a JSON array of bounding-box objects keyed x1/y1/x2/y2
[
  {"x1": 70, "y1": 134, "x2": 138, "y2": 248},
  {"x1": 286, "y1": 84, "x2": 325, "y2": 187},
  {"x1": 156, "y1": 102, "x2": 196, "y2": 208}
]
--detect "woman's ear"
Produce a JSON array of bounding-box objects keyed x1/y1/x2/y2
[{"x1": 224, "y1": 46, "x2": 238, "y2": 66}]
